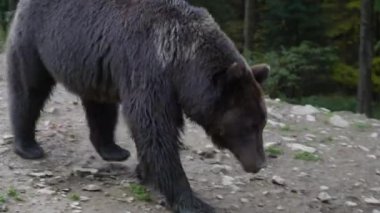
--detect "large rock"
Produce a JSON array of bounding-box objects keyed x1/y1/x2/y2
[
  {"x1": 291, "y1": 105, "x2": 319, "y2": 115},
  {"x1": 329, "y1": 115, "x2": 349, "y2": 128}
]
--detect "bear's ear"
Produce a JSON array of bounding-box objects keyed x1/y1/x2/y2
[
  {"x1": 226, "y1": 62, "x2": 246, "y2": 80},
  {"x1": 251, "y1": 63, "x2": 270, "y2": 84}
]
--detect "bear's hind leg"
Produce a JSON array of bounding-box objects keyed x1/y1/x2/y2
[
  {"x1": 82, "y1": 100, "x2": 130, "y2": 161},
  {"x1": 7, "y1": 48, "x2": 55, "y2": 159}
]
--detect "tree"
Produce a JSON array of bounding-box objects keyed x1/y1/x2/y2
[
  {"x1": 357, "y1": 0, "x2": 374, "y2": 116},
  {"x1": 243, "y1": 0, "x2": 255, "y2": 55}
]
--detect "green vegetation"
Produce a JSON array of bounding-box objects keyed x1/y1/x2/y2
[
  {"x1": 265, "y1": 145, "x2": 283, "y2": 157},
  {"x1": 69, "y1": 193, "x2": 80, "y2": 201},
  {"x1": 7, "y1": 186, "x2": 22, "y2": 201},
  {"x1": 0, "y1": 194, "x2": 6, "y2": 204},
  {"x1": 294, "y1": 152, "x2": 321, "y2": 162},
  {"x1": 353, "y1": 122, "x2": 371, "y2": 131},
  {"x1": 128, "y1": 183, "x2": 152, "y2": 202}
]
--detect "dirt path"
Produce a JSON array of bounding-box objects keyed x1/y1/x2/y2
[{"x1": 0, "y1": 54, "x2": 380, "y2": 213}]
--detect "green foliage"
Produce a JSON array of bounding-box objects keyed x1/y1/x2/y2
[
  {"x1": 265, "y1": 145, "x2": 283, "y2": 157},
  {"x1": 128, "y1": 183, "x2": 152, "y2": 202},
  {"x1": 294, "y1": 152, "x2": 320, "y2": 162},
  {"x1": 7, "y1": 187, "x2": 22, "y2": 201},
  {"x1": 253, "y1": 41, "x2": 338, "y2": 97},
  {"x1": 69, "y1": 193, "x2": 80, "y2": 201},
  {"x1": 0, "y1": 194, "x2": 5, "y2": 204},
  {"x1": 262, "y1": 0, "x2": 326, "y2": 50}
]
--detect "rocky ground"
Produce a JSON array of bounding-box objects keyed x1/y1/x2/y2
[{"x1": 0, "y1": 54, "x2": 380, "y2": 213}]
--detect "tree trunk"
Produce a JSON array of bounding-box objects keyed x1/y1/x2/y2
[
  {"x1": 243, "y1": 0, "x2": 255, "y2": 56},
  {"x1": 357, "y1": 0, "x2": 374, "y2": 117}
]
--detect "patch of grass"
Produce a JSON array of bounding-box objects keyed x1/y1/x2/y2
[
  {"x1": 129, "y1": 183, "x2": 152, "y2": 202},
  {"x1": 7, "y1": 187, "x2": 22, "y2": 201},
  {"x1": 280, "y1": 125, "x2": 293, "y2": 132},
  {"x1": 0, "y1": 194, "x2": 6, "y2": 204},
  {"x1": 353, "y1": 122, "x2": 371, "y2": 131},
  {"x1": 69, "y1": 193, "x2": 80, "y2": 201},
  {"x1": 294, "y1": 152, "x2": 320, "y2": 162},
  {"x1": 265, "y1": 146, "x2": 283, "y2": 157}
]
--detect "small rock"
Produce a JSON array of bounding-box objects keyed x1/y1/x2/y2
[
  {"x1": 196, "y1": 148, "x2": 216, "y2": 159},
  {"x1": 281, "y1": 137, "x2": 296, "y2": 142},
  {"x1": 345, "y1": 201, "x2": 358, "y2": 207},
  {"x1": 376, "y1": 169, "x2": 380, "y2": 176},
  {"x1": 287, "y1": 143, "x2": 316, "y2": 153},
  {"x1": 82, "y1": 184, "x2": 101, "y2": 192},
  {"x1": 373, "y1": 210, "x2": 380, "y2": 213},
  {"x1": 358, "y1": 145, "x2": 370, "y2": 152},
  {"x1": 291, "y1": 105, "x2": 319, "y2": 115},
  {"x1": 276, "y1": 205, "x2": 285, "y2": 211},
  {"x1": 363, "y1": 196, "x2": 380, "y2": 205},
  {"x1": 80, "y1": 196, "x2": 90, "y2": 202},
  {"x1": 368, "y1": 155, "x2": 377, "y2": 159},
  {"x1": 211, "y1": 165, "x2": 232, "y2": 174},
  {"x1": 28, "y1": 171, "x2": 54, "y2": 178},
  {"x1": 306, "y1": 115, "x2": 316, "y2": 122},
  {"x1": 240, "y1": 198, "x2": 249, "y2": 203},
  {"x1": 371, "y1": 133, "x2": 379, "y2": 138},
  {"x1": 0, "y1": 205, "x2": 8, "y2": 212},
  {"x1": 222, "y1": 175, "x2": 235, "y2": 186},
  {"x1": 320, "y1": 186, "x2": 329, "y2": 191},
  {"x1": 1, "y1": 134, "x2": 13, "y2": 145},
  {"x1": 264, "y1": 142, "x2": 281, "y2": 148},
  {"x1": 329, "y1": 115, "x2": 349, "y2": 128},
  {"x1": 72, "y1": 167, "x2": 99, "y2": 177},
  {"x1": 126, "y1": 197, "x2": 135, "y2": 203},
  {"x1": 318, "y1": 192, "x2": 332, "y2": 203},
  {"x1": 37, "y1": 188, "x2": 56, "y2": 195},
  {"x1": 45, "y1": 107, "x2": 58, "y2": 114},
  {"x1": 272, "y1": 175, "x2": 286, "y2": 186},
  {"x1": 0, "y1": 147, "x2": 10, "y2": 154},
  {"x1": 72, "y1": 210, "x2": 82, "y2": 213},
  {"x1": 216, "y1": 195, "x2": 224, "y2": 200}
]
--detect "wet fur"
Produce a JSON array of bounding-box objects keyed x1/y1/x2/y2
[{"x1": 6, "y1": 0, "x2": 265, "y2": 212}]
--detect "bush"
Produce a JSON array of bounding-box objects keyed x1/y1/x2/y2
[{"x1": 252, "y1": 41, "x2": 338, "y2": 98}]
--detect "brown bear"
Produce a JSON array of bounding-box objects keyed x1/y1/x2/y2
[{"x1": 6, "y1": 0, "x2": 269, "y2": 212}]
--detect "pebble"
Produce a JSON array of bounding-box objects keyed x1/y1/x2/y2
[
  {"x1": 306, "y1": 115, "x2": 316, "y2": 122},
  {"x1": 371, "y1": 133, "x2": 379, "y2": 138},
  {"x1": 80, "y1": 196, "x2": 90, "y2": 202},
  {"x1": 0, "y1": 205, "x2": 8, "y2": 212},
  {"x1": 0, "y1": 147, "x2": 10, "y2": 154},
  {"x1": 222, "y1": 175, "x2": 235, "y2": 186},
  {"x1": 320, "y1": 186, "x2": 329, "y2": 191},
  {"x1": 358, "y1": 145, "x2": 370, "y2": 152},
  {"x1": 276, "y1": 205, "x2": 285, "y2": 211},
  {"x1": 126, "y1": 197, "x2": 135, "y2": 203},
  {"x1": 216, "y1": 195, "x2": 224, "y2": 200},
  {"x1": 287, "y1": 143, "x2": 316, "y2": 153},
  {"x1": 37, "y1": 188, "x2": 56, "y2": 195},
  {"x1": 317, "y1": 192, "x2": 332, "y2": 203},
  {"x1": 240, "y1": 198, "x2": 249, "y2": 203},
  {"x1": 329, "y1": 115, "x2": 349, "y2": 128},
  {"x1": 1, "y1": 134, "x2": 13, "y2": 145},
  {"x1": 363, "y1": 196, "x2": 380, "y2": 205},
  {"x1": 272, "y1": 175, "x2": 286, "y2": 186},
  {"x1": 345, "y1": 201, "x2": 358, "y2": 207},
  {"x1": 211, "y1": 165, "x2": 232, "y2": 174},
  {"x1": 28, "y1": 171, "x2": 54, "y2": 178},
  {"x1": 82, "y1": 184, "x2": 101, "y2": 192},
  {"x1": 281, "y1": 137, "x2": 296, "y2": 142},
  {"x1": 72, "y1": 167, "x2": 99, "y2": 177},
  {"x1": 373, "y1": 210, "x2": 380, "y2": 213}
]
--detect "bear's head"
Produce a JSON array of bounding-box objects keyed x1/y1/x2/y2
[{"x1": 207, "y1": 62, "x2": 269, "y2": 173}]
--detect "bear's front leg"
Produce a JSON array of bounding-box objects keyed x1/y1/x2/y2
[{"x1": 123, "y1": 97, "x2": 215, "y2": 213}]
